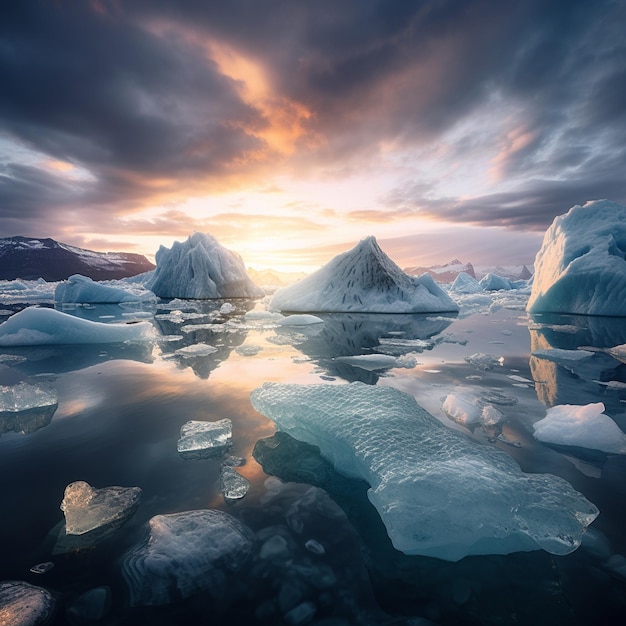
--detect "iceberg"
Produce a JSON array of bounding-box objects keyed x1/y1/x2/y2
[
  {"x1": 0, "y1": 307, "x2": 155, "y2": 346},
  {"x1": 528, "y1": 200, "x2": 626, "y2": 315},
  {"x1": 121, "y1": 509, "x2": 253, "y2": 606},
  {"x1": 146, "y1": 232, "x2": 263, "y2": 299},
  {"x1": 61, "y1": 480, "x2": 142, "y2": 535},
  {"x1": 269, "y1": 237, "x2": 459, "y2": 313},
  {"x1": 479, "y1": 273, "x2": 513, "y2": 291},
  {"x1": 55, "y1": 274, "x2": 155, "y2": 303},
  {"x1": 533, "y1": 403, "x2": 626, "y2": 454},
  {"x1": 251, "y1": 382, "x2": 598, "y2": 561},
  {"x1": 450, "y1": 272, "x2": 483, "y2": 294},
  {"x1": 177, "y1": 419, "x2": 232, "y2": 459}
]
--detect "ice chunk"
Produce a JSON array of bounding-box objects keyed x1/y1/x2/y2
[
  {"x1": 606, "y1": 343, "x2": 626, "y2": 363},
  {"x1": 146, "y1": 232, "x2": 263, "y2": 299},
  {"x1": 528, "y1": 200, "x2": 626, "y2": 315},
  {"x1": 219, "y1": 302, "x2": 235, "y2": 315},
  {"x1": 0, "y1": 381, "x2": 57, "y2": 412},
  {"x1": 334, "y1": 354, "x2": 398, "y2": 371},
  {"x1": 0, "y1": 306, "x2": 155, "y2": 346},
  {"x1": 441, "y1": 393, "x2": 482, "y2": 425},
  {"x1": 480, "y1": 404, "x2": 504, "y2": 426},
  {"x1": 533, "y1": 403, "x2": 626, "y2": 454},
  {"x1": 61, "y1": 480, "x2": 142, "y2": 535},
  {"x1": 220, "y1": 466, "x2": 250, "y2": 501},
  {"x1": 532, "y1": 348, "x2": 595, "y2": 363},
  {"x1": 177, "y1": 419, "x2": 232, "y2": 459},
  {"x1": 121, "y1": 509, "x2": 253, "y2": 606},
  {"x1": 464, "y1": 353, "x2": 504, "y2": 370},
  {"x1": 269, "y1": 237, "x2": 459, "y2": 313},
  {"x1": 174, "y1": 343, "x2": 218, "y2": 357},
  {"x1": 278, "y1": 314, "x2": 325, "y2": 326},
  {"x1": 0, "y1": 581, "x2": 56, "y2": 625},
  {"x1": 55, "y1": 274, "x2": 155, "y2": 303},
  {"x1": 251, "y1": 382, "x2": 598, "y2": 561},
  {"x1": 450, "y1": 272, "x2": 483, "y2": 294}
]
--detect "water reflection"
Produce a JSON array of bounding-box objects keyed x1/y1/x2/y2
[
  {"x1": 528, "y1": 314, "x2": 626, "y2": 412},
  {"x1": 280, "y1": 313, "x2": 455, "y2": 383}
]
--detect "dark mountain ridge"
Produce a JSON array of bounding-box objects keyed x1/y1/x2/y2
[{"x1": 0, "y1": 236, "x2": 155, "y2": 281}]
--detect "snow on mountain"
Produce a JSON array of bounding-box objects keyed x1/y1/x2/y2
[
  {"x1": 146, "y1": 232, "x2": 264, "y2": 299},
  {"x1": 528, "y1": 199, "x2": 626, "y2": 316},
  {"x1": 0, "y1": 236, "x2": 155, "y2": 281},
  {"x1": 404, "y1": 259, "x2": 476, "y2": 283},
  {"x1": 269, "y1": 236, "x2": 459, "y2": 313}
]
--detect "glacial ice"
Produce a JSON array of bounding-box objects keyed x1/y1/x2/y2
[
  {"x1": 121, "y1": 509, "x2": 253, "y2": 606},
  {"x1": 278, "y1": 314, "x2": 325, "y2": 326},
  {"x1": 533, "y1": 403, "x2": 626, "y2": 454},
  {"x1": 335, "y1": 354, "x2": 399, "y2": 371},
  {"x1": 146, "y1": 232, "x2": 264, "y2": 299},
  {"x1": 220, "y1": 466, "x2": 250, "y2": 501},
  {"x1": 0, "y1": 307, "x2": 155, "y2": 346},
  {"x1": 0, "y1": 381, "x2": 58, "y2": 412},
  {"x1": 55, "y1": 274, "x2": 156, "y2": 303},
  {"x1": 251, "y1": 382, "x2": 599, "y2": 561},
  {"x1": 528, "y1": 200, "x2": 626, "y2": 315},
  {"x1": 450, "y1": 272, "x2": 483, "y2": 294},
  {"x1": 61, "y1": 480, "x2": 142, "y2": 535},
  {"x1": 177, "y1": 419, "x2": 232, "y2": 459},
  {"x1": 479, "y1": 273, "x2": 512, "y2": 291},
  {"x1": 269, "y1": 237, "x2": 459, "y2": 313}
]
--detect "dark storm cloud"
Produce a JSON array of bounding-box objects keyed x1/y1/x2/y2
[{"x1": 0, "y1": 0, "x2": 624, "y2": 235}]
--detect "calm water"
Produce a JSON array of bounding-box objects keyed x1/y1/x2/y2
[{"x1": 1, "y1": 295, "x2": 626, "y2": 625}]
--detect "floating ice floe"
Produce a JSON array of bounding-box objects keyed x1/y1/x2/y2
[
  {"x1": 269, "y1": 236, "x2": 459, "y2": 314},
  {"x1": 0, "y1": 381, "x2": 58, "y2": 412},
  {"x1": 532, "y1": 348, "x2": 595, "y2": 363},
  {"x1": 219, "y1": 302, "x2": 235, "y2": 315},
  {"x1": 533, "y1": 403, "x2": 626, "y2": 454},
  {"x1": 464, "y1": 353, "x2": 504, "y2": 370},
  {"x1": 528, "y1": 200, "x2": 626, "y2": 315},
  {"x1": 277, "y1": 314, "x2": 325, "y2": 326},
  {"x1": 61, "y1": 480, "x2": 142, "y2": 535},
  {"x1": 146, "y1": 232, "x2": 263, "y2": 299},
  {"x1": 121, "y1": 509, "x2": 253, "y2": 606},
  {"x1": 55, "y1": 274, "x2": 156, "y2": 303},
  {"x1": 0, "y1": 307, "x2": 155, "y2": 346},
  {"x1": 441, "y1": 393, "x2": 483, "y2": 425},
  {"x1": 174, "y1": 343, "x2": 218, "y2": 358},
  {"x1": 251, "y1": 382, "x2": 598, "y2": 561},
  {"x1": 334, "y1": 354, "x2": 399, "y2": 371},
  {"x1": 177, "y1": 419, "x2": 232, "y2": 459},
  {"x1": 0, "y1": 581, "x2": 56, "y2": 625}
]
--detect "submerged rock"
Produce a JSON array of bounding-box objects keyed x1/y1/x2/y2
[
  {"x1": 121, "y1": 509, "x2": 253, "y2": 606},
  {"x1": 0, "y1": 581, "x2": 56, "y2": 626}
]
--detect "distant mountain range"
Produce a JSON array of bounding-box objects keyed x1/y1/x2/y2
[
  {"x1": 0, "y1": 236, "x2": 155, "y2": 281},
  {"x1": 404, "y1": 259, "x2": 533, "y2": 283}
]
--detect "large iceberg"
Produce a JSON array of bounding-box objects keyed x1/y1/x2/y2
[
  {"x1": 0, "y1": 307, "x2": 155, "y2": 346},
  {"x1": 269, "y1": 236, "x2": 459, "y2": 313},
  {"x1": 55, "y1": 274, "x2": 156, "y2": 303},
  {"x1": 527, "y1": 200, "x2": 626, "y2": 315},
  {"x1": 146, "y1": 232, "x2": 263, "y2": 299},
  {"x1": 251, "y1": 382, "x2": 598, "y2": 561}
]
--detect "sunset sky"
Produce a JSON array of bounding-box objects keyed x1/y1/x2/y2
[{"x1": 1, "y1": 0, "x2": 625, "y2": 272}]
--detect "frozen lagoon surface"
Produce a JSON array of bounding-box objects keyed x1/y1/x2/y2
[{"x1": 1, "y1": 289, "x2": 626, "y2": 624}]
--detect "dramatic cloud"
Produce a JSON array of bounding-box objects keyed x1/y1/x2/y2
[{"x1": 0, "y1": 0, "x2": 624, "y2": 267}]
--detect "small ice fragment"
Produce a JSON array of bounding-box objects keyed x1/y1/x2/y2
[
  {"x1": 29, "y1": 561, "x2": 54, "y2": 574},
  {"x1": 0, "y1": 382, "x2": 58, "y2": 412},
  {"x1": 181, "y1": 324, "x2": 218, "y2": 333},
  {"x1": 235, "y1": 344, "x2": 261, "y2": 356},
  {"x1": 335, "y1": 354, "x2": 397, "y2": 371},
  {"x1": 532, "y1": 348, "x2": 595, "y2": 363},
  {"x1": 278, "y1": 314, "x2": 324, "y2": 326},
  {"x1": 507, "y1": 375, "x2": 533, "y2": 383},
  {"x1": 61, "y1": 481, "x2": 142, "y2": 535},
  {"x1": 219, "y1": 303, "x2": 235, "y2": 315},
  {"x1": 177, "y1": 419, "x2": 232, "y2": 459},
  {"x1": 500, "y1": 329, "x2": 513, "y2": 336},
  {"x1": 174, "y1": 343, "x2": 218, "y2": 357},
  {"x1": 480, "y1": 404, "x2": 503, "y2": 426},
  {"x1": 394, "y1": 354, "x2": 418, "y2": 369},
  {"x1": 595, "y1": 380, "x2": 626, "y2": 390},
  {"x1": 465, "y1": 353, "x2": 504, "y2": 370},
  {"x1": 220, "y1": 466, "x2": 250, "y2": 502},
  {"x1": 442, "y1": 393, "x2": 482, "y2": 425}
]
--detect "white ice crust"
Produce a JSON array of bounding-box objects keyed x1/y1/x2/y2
[
  {"x1": 269, "y1": 237, "x2": 459, "y2": 313},
  {"x1": 533, "y1": 403, "x2": 626, "y2": 454},
  {"x1": 55, "y1": 274, "x2": 156, "y2": 303},
  {"x1": 0, "y1": 307, "x2": 155, "y2": 346},
  {"x1": 146, "y1": 232, "x2": 263, "y2": 299},
  {"x1": 527, "y1": 200, "x2": 626, "y2": 315},
  {"x1": 251, "y1": 382, "x2": 598, "y2": 561}
]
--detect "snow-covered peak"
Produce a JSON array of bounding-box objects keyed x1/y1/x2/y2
[{"x1": 269, "y1": 236, "x2": 459, "y2": 313}]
